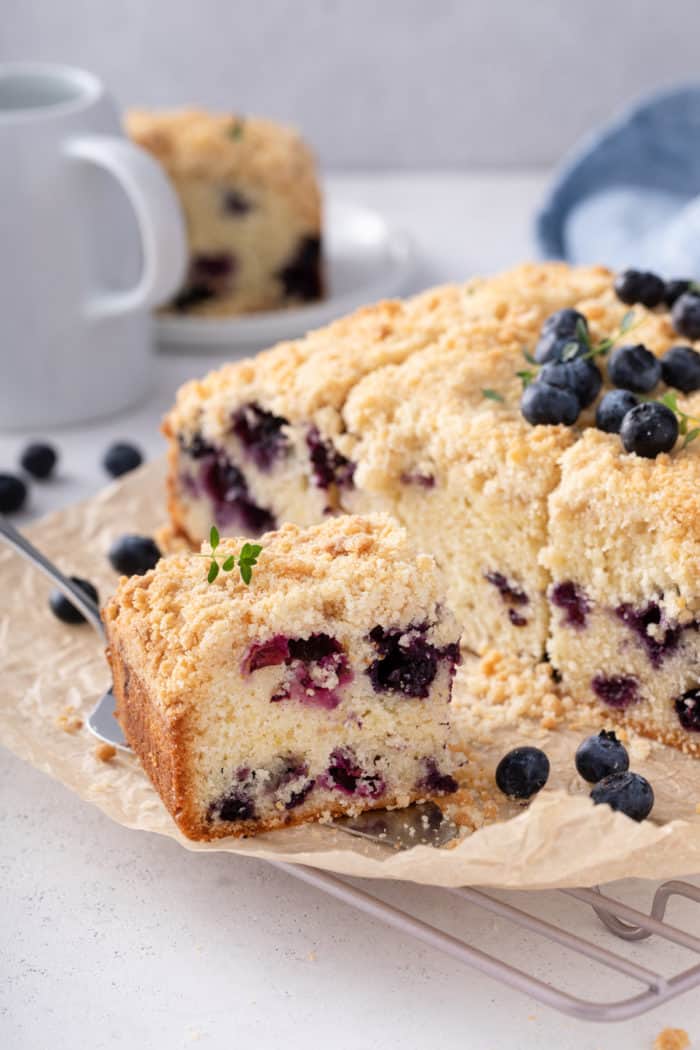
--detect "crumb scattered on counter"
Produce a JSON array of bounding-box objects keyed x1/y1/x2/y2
[
  {"x1": 654, "y1": 1027, "x2": 690, "y2": 1050},
  {"x1": 94, "y1": 742, "x2": 116, "y2": 762},
  {"x1": 55, "y1": 705, "x2": 83, "y2": 734},
  {"x1": 307, "y1": 950, "x2": 316, "y2": 962}
]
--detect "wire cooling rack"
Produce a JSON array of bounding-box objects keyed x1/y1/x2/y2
[{"x1": 276, "y1": 864, "x2": 700, "y2": 1021}]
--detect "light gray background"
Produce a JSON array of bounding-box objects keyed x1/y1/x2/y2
[{"x1": 5, "y1": 0, "x2": 700, "y2": 169}]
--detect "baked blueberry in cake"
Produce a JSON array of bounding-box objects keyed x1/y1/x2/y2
[
  {"x1": 104, "y1": 515, "x2": 462, "y2": 840},
  {"x1": 163, "y1": 261, "x2": 700, "y2": 756},
  {"x1": 126, "y1": 109, "x2": 324, "y2": 316}
]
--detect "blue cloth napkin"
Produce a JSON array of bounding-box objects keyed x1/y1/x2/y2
[{"x1": 535, "y1": 85, "x2": 700, "y2": 277}]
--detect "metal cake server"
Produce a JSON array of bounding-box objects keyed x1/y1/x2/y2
[
  {"x1": 0, "y1": 515, "x2": 457, "y2": 847},
  {"x1": 0, "y1": 514, "x2": 127, "y2": 750}
]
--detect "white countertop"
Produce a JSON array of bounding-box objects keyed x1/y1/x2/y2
[{"x1": 2, "y1": 173, "x2": 698, "y2": 1050}]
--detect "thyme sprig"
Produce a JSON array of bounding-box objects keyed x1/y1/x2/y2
[
  {"x1": 658, "y1": 392, "x2": 700, "y2": 450},
  {"x1": 199, "y1": 526, "x2": 262, "y2": 585}
]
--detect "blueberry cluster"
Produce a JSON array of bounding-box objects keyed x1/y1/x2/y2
[
  {"x1": 495, "y1": 730, "x2": 654, "y2": 821},
  {"x1": 519, "y1": 270, "x2": 700, "y2": 459},
  {"x1": 521, "y1": 310, "x2": 602, "y2": 427},
  {"x1": 614, "y1": 268, "x2": 700, "y2": 339}
]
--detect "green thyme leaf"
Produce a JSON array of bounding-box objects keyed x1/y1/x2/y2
[
  {"x1": 228, "y1": 119, "x2": 244, "y2": 141},
  {"x1": 660, "y1": 391, "x2": 679, "y2": 414},
  {"x1": 482, "y1": 388, "x2": 505, "y2": 402},
  {"x1": 575, "y1": 319, "x2": 592, "y2": 349},
  {"x1": 239, "y1": 562, "x2": 253, "y2": 585},
  {"x1": 208, "y1": 561, "x2": 219, "y2": 583},
  {"x1": 523, "y1": 348, "x2": 537, "y2": 364},
  {"x1": 683, "y1": 426, "x2": 700, "y2": 449},
  {"x1": 560, "y1": 341, "x2": 580, "y2": 362},
  {"x1": 620, "y1": 309, "x2": 635, "y2": 334},
  {"x1": 209, "y1": 525, "x2": 220, "y2": 550},
  {"x1": 221, "y1": 555, "x2": 236, "y2": 572},
  {"x1": 516, "y1": 369, "x2": 537, "y2": 389}
]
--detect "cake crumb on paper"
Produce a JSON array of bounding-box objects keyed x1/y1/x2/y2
[
  {"x1": 94, "y1": 743, "x2": 116, "y2": 762},
  {"x1": 654, "y1": 1027, "x2": 690, "y2": 1050},
  {"x1": 55, "y1": 705, "x2": 83, "y2": 734},
  {"x1": 307, "y1": 950, "x2": 316, "y2": 962}
]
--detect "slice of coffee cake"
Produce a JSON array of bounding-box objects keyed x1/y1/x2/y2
[
  {"x1": 104, "y1": 515, "x2": 462, "y2": 840},
  {"x1": 127, "y1": 109, "x2": 324, "y2": 315}
]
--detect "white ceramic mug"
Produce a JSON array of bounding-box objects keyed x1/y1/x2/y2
[{"x1": 0, "y1": 63, "x2": 187, "y2": 429}]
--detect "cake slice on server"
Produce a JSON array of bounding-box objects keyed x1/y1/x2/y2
[{"x1": 104, "y1": 515, "x2": 463, "y2": 840}]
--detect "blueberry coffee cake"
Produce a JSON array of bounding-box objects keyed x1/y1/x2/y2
[
  {"x1": 104, "y1": 514, "x2": 461, "y2": 839},
  {"x1": 126, "y1": 109, "x2": 323, "y2": 316},
  {"x1": 163, "y1": 262, "x2": 700, "y2": 756}
]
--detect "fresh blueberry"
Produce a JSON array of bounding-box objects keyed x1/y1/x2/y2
[
  {"x1": 495, "y1": 746, "x2": 550, "y2": 799},
  {"x1": 595, "y1": 389, "x2": 639, "y2": 434},
  {"x1": 620, "y1": 402, "x2": 678, "y2": 458},
  {"x1": 534, "y1": 333, "x2": 588, "y2": 365},
  {"x1": 0, "y1": 473, "x2": 27, "y2": 513},
  {"x1": 541, "y1": 308, "x2": 588, "y2": 337},
  {"x1": 103, "y1": 442, "x2": 143, "y2": 478},
  {"x1": 590, "y1": 771, "x2": 654, "y2": 822},
  {"x1": 520, "y1": 382, "x2": 580, "y2": 426},
  {"x1": 661, "y1": 345, "x2": 700, "y2": 393},
  {"x1": 608, "y1": 344, "x2": 661, "y2": 393},
  {"x1": 614, "y1": 269, "x2": 665, "y2": 308},
  {"x1": 20, "y1": 442, "x2": 57, "y2": 480},
  {"x1": 534, "y1": 310, "x2": 588, "y2": 364},
  {"x1": 108, "y1": 534, "x2": 161, "y2": 576},
  {"x1": 671, "y1": 292, "x2": 700, "y2": 340},
  {"x1": 49, "y1": 576, "x2": 99, "y2": 625},
  {"x1": 664, "y1": 279, "x2": 692, "y2": 308},
  {"x1": 539, "y1": 359, "x2": 602, "y2": 408},
  {"x1": 575, "y1": 730, "x2": 629, "y2": 783}
]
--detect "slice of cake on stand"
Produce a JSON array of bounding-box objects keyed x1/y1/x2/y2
[{"x1": 104, "y1": 514, "x2": 462, "y2": 840}]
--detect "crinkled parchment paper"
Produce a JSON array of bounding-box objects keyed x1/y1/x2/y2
[{"x1": 2, "y1": 460, "x2": 700, "y2": 888}]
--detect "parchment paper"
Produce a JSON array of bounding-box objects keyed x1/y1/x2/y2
[{"x1": 2, "y1": 459, "x2": 700, "y2": 889}]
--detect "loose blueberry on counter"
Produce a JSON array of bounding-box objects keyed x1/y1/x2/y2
[
  {"x1": 520, "y1": 382, "x2": 580, "y2": 426},
  {"x1": 664, "y1": 279, "x2": 691, "y2": 308},
  {"x1": 539, "y1": 358, "x2": 602, "y2": 408},
  {"x1": 671, "y1": 292, "x2": 700, "y2": 341},
  {"x1": 0, "y1": 473, "x2": 27, "y2": 513},
  {"x1": 614, "y1": 269, "x2": 665, "y2": 308},
  {"x1": 495, "y1": 746, "x2": 550, "y2": 800},
  {"x1": 675, "y1": 688, "x2": 700, "y2": 731},
  {"x1": 661, "y1": 345, "x2": 700, "y2": 393},
  {"x1": 608, "y1": 344, "x2": 661, "y2": 393},
  {"x1": 49, "y1": 576, "x2": 99, "y2": 625},
  {"x1": 590, "y1": 771, "x2": 654, "y2": 822},
  {"x1": 595, "y1": 389, "x2": 639, "y2": 434},
  {"x1": 20, "y1": 442, "x2": 57, "y2": 480},
  {"x1": 103, "y1": 442, "x2": 143, "y2": 478},
  {"x1": 575, "y1": 730, "x2": 629, "y2": 783},
  {"x1": 534, "y1": 309, "x2": 588, "y2": 364},
  {"x1": 108, "y1": 534, "x2": 161, "y2": 576},
  {"x1": 620, "y1": 402, "x2": 678, "y2": 458}
]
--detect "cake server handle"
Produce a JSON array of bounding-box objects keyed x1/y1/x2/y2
[{"x1": 0, "y1": 514, "x2": 105, "y2": 639}]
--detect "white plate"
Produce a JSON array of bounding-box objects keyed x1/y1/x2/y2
[{"x1": 155, "y1": 200, "x2": 415, "y2": 351}]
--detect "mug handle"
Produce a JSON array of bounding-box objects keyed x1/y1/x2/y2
[{"x1": 64, "y1": 135, "x2": 187, "y2": 317}]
